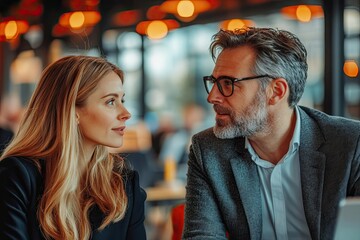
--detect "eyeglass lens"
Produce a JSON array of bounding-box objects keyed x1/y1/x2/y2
[{"x1": 205, "y1": 78, "x2": 234, "y2": 97}]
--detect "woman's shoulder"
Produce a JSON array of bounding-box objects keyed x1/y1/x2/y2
[
  {"x1": 0, "y1": 156, "x2": 41, "y2": 175},
  {"x1": 0, "y1": 156, "x2": 43, "y2": 206},
  {"x1": 122, "y1": 169, "x2": 140, "y2": 190},
  {"x1": 122, "y1": 169, "x2": 147, "y2": 201}
]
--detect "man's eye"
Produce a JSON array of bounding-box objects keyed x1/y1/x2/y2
[{"x1": 222, "y1": 79, "x2": 233, "y2": 86}]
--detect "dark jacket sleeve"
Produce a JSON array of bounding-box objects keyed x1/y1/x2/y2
[
  {"x1": 126, "y1": 170, "x2": 147, "y2": 239},
  {"x1": 0, "y1": 157, "x2": 39, "y2": 240}
]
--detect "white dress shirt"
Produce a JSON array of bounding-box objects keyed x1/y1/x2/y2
[{"x1": 245, "y1": 107, "x2": 311, "y2": 240}]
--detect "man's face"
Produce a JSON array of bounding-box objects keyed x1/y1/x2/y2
[{"x1": 207, "y1": 46, "x2": 271, "y2": 139}]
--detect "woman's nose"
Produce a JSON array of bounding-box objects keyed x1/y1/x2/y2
[{"x1": 118, "y1": 105, "x2": 131, "y2": 121}]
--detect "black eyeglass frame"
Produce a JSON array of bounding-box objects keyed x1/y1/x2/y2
[{"x1": 203, "y1": 74, "x2": 273, "y2": 97}]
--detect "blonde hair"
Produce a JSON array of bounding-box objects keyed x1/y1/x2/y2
[{"x1": 1, "y1": 56, "x2": 128, "y2": 239}]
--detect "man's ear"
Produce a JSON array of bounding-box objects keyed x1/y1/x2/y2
[{"x1": 268, "y1": 78, "x2": 288, "y2": 105}]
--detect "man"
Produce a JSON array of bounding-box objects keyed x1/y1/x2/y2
[{"x1": 183, "y1": 27, "x2": 360, "y2": 240}]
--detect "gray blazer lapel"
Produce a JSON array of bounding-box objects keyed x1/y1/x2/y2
[
  {"x1": 230, "y1": 145, "x2": 262, "y2": 240},
  {"x1": 299, "y1": 107, "x2": 326, "y2": 240}
]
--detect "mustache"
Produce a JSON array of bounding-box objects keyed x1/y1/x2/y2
[{"x1": 213, "y1": 105, "x2": 231, "y2": 114}]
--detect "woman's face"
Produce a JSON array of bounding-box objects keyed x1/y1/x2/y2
[{"x1": 76, "y1": 71, "x2": 131, "y2": 153}]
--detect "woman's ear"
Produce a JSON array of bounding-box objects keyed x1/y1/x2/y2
[
  {"x1": 268, "y1": 78, "x2": 288, "y2": 105},
  {"x1": 76, "y1": 113, "x2": 80, "y2": 124}
]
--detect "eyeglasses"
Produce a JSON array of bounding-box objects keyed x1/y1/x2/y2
[{"x1": 203, "y1": 74, "x2": 272, "y2": 97}]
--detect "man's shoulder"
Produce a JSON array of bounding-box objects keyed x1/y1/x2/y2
[
  {"x1": 192, "y1": 127, "x2": 226, "y2": 145},
  {"x1": 193, "y1": 127, "x2": 215, "y2": 139},
  {"x1": 299, "y1": 106, "x2": 360, "y2": 137},
  {"x1": 300, "y1": 106, "x2": 360, "y2": 126},
  {"x1": 191, "y1": 127, "x2": 244, "y2": 152}
]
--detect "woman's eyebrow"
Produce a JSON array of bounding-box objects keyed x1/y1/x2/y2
[{"x1": 101, "y1": 92, "x2": 123, "y2": 99}]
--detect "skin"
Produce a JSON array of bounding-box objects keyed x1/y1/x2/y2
[
  {"x1": 207, "y1": 45, "x2": 296, "y2": 164},
  {"x1": 76, "y1": 71, "x2": 131, "y2": 161}
]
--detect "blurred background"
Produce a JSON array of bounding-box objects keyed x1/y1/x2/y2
[{"x1": 0, "y1": 0, "x2": 359, "y2": 239}]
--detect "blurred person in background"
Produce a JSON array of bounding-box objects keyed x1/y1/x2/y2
[
  {"x1": 0, "y1": 55, "x2": 147, "y2": 240},
  {"x1": 151, "y1": 111, "x2": 177, "y2": 160},
  {"x1": 183, "y1": 27, "x2": 360, "y2": 239},
  {"x1": 0, "y1": 94, "x2": 24, "y2": 155},
  {"x1": 159, "y1": 103, "x2": 207, "y2": 182}
]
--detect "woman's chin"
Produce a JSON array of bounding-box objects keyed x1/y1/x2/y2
[{"x1": 106, "y1": 144, "x2": 123, "y2": 153}]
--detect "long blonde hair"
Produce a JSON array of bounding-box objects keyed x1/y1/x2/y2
[{"x1": 1, "y1": 56, "x2": 128, "y2": 239}]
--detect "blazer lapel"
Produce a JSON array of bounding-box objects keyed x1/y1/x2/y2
[
  {"x1": 230, "y1": 143, "x2": 262, "y2": 240},
  {"x1": 298, "y1": 108, "x2": 326, "y2": 240}
]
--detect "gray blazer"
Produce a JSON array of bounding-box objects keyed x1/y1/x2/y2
[{"x1": 183, "y1": 106, "x2": 360, "y2": 240}]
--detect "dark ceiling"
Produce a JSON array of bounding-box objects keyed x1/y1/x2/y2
[
  {"x1": 1, "y1": 0, "x2": 326, "y2": 29},
  {"x1": 0, "y1": 0, "x2": 357, "y2": 53}
]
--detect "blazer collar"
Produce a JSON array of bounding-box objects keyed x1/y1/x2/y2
[
  {"x1": 298, "y1": 107, "x2": 326, "y2": 240},
  {"x1": 231, "y1": 139, "x2": 262, "y2": 239}
]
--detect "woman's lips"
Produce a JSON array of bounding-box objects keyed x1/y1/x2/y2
[{"x1": 112, "y1": 126, "x2": 125, "y2": 135}]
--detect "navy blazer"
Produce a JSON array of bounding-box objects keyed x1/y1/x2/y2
[
  {"x1": 0, "y1": 156, "x2": 147, "y2": 240},
  {"x1": 183, "y1": 106, "x2": 360, "y2": 240}
]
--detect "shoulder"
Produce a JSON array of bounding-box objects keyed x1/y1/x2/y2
[
  {"x1": 0, "y1": 156, "x2": 41, "y2": 181},
  {"x1": 299, "y1": 106, "x2": 360, "y2": 137},
  {"x1": 122, "y1": 169, "x2": 147, "y2": 228},
  {"x1": 0, "y1": 156, "x2": 42, "y2": 208},
  {"x1": 191, "y1": 127, "x2": 218, "y2": 146},
  {"x1": 191, "y1": 127, "x2": 244, "y2": 152},
  {"x1": 123, "y1": 169, "x2": 147, "y2": 202}
]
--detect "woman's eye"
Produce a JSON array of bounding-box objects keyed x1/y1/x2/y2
[
  {"x1": 107, "y1": 98, "x2": 115, "y2": 106},
  {"x1": 121, "y1": 97, "x2": 125, "y2": 104}
]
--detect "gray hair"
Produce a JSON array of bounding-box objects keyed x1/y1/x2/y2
[{"x1": 210, "y1": 27, "x2": 308, "y2": 107}]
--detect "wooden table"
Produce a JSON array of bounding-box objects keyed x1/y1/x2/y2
[{"x1": 145, "y1": 181, "x2": 186, "y2": 202}]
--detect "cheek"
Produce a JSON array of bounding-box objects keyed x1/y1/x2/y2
[{"x1": 80, "y1": 112, "x2": 113, "y2": 133}]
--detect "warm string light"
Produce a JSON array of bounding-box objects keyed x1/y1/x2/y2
[
  {"x1": 296, "y1": 5, "x2": 312, "y2": 22},
  {"x1": 344, "y1": 60, "x2": 359, "y2": 78},
  {"x1": 136, "y1": 19, "x2": 180, "y2": 40},
  {"x1": 114, "y1": 0, "x2": 219, "y2": 39},
  {"x1": 281, "y1": 5, "x2": 323, "y2": 22},
  {"x1": 221, "y1": 19, "x2": 255, "y2": 31},
  {"x1": 177, "y1": 0, "x2": 195, "y2": 17},
  {"x1": 147, "y1": 21, "x2": 168, "y2": 39},
  {"x1": 0, "y1": 19, "x2": 29, "y2": 41},
  {"x1": 59, "y1": 11, "x2": 101, "y2": 30},
  {"x1": 160, "y1": 0, "x2": 220, "y2": 22}
]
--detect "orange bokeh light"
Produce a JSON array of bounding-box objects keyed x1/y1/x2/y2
[
  {"x1": 147, "y1": 20, "x2": 168, "y2": 40},
  {"x1": 221, "y1": 19, "x2": 255, "y2": 31},
  {"x1": 296, "y1": 5, "x2": 312, "y2": 22},
  {"x1": 0, "y1": 20, "x2": 29, "y2": 41},
  {"x1": 136, "y1": 19, "x2": 180, "y2": 39},
  {"x1": 281, "y1": 5, "x2": 323, "y2": 22},
  {"x1": 344, "y1": 60, "x2": 359, "y2": 78},
  {"x1": 59, "y1": 11, "x2": 101, "y2": 29}
]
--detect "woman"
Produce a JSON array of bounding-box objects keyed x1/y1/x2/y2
[{"x1": 0, "y1": 56, "x2": 147, "y2": 239}]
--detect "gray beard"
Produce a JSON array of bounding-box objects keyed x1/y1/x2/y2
[{"x1": 213, "y1": 91, "x2": 269, "y2": 139}]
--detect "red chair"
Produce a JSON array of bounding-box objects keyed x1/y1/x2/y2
[
  {"x1": 171, "y1": 203, "x2": 230, "y2": 239},
  {"x1": 171, "y1": 203, "x2": 185, "y2": 240}
]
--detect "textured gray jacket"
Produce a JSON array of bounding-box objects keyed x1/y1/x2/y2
[{"x1": 183, "y1": 106, "x2": 360, "y2": 240}]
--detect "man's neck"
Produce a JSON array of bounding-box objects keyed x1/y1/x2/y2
[{"x1": 248, "y1": 108, "x2": 297, "y2": 165}]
